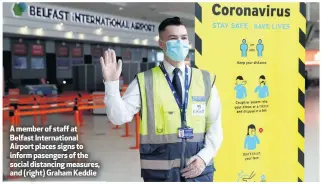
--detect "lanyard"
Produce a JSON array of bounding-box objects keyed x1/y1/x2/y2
[{"x1": 159, "y1": 63, "x2": 190, "y2": 122}]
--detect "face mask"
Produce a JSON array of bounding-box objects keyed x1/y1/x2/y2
[{"x1": 162, "y1": 39, "x2": 189, "y2": 62}]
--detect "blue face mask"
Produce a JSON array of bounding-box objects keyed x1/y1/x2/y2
[{"x1": 162, "y1": 40, "x2": 190, "y2": 62}]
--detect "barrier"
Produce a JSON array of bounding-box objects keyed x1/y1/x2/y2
[
  {"x1": 15, "y1": 107, "x2": 73, "y2": 118},
  {"x1": 3, "y1": 92, "x2": 141, "y2": 150},
  {"x1": 2, "y1": 106, "x2": 13, "y2": 125},
  {"x1": 3, "y1": 92, "x2": 110, "y2": 181},
  {"x1": 112, "y1": 125, "x2": 121, "y2": 129},
  {"x1": 121, "y1": 123, "x2": 132, "y2": 137},
  {"x1": 2, "y1": 98, "x2": 12, "y2": 125},
  {"x1": 3, "y1": 97, "x2": 141, "y2": 182},
  {"x1": 3, "y1": 93, "x2": 104, "y2": 126}
]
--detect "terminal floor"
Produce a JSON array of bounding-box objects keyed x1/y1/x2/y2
[{"x1": 3, "y1": 87, "x2": 320, "y2": 182}]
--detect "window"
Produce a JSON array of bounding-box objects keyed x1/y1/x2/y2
[{"x1": 131, "y1": 48, "x2": 142, "y2": 61}]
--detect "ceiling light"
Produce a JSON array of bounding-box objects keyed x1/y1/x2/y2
[
  {"x1": 35, "y1": 28, "x2": 43, "y2": 36},
  {"x1": 65, "y1": 31, "x2": 73, "y2": 39},
  {"x1": 107, "y1": 2, "x2": 128, "y2": 6},
  {"x1": 133, "y1": 39, "x2": 140, "y2": 45},
  {"x1": 113, "y1": 37, "x2": 119, "y2": 43},
  {"x1": 19, "y1": 26, "x2": 28, "y2": 34},
  {"x1": 96, "y1": 28, "x2": 103, "y2": 35},
  {"x1": 142, "y1": 39, "x2": 148, "y2": 45},
  {"x1": 154, "y1": 36, "x2": 159, "y2": 41},
  {"x1": 119, "y1": 7, "x2": 123, "y2": 10},
  {"x1": 78, "y1": 33, "x2": 85, "y2": 39},
  {"x1": 103, "y1": 36, "x2": 109, "y2": 42},
  {"x1": 56, "y1": 23, "x2": 63, "y2": 31}
]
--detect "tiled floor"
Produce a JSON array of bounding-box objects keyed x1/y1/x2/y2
[
  {"x1": 3, "y1": 87, "x2": 320, "y2": 182},
  {"x1": 3, "y1": 114, "x2": 142, "y2": 182}
]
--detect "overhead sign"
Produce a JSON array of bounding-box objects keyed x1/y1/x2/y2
[
  {"x1": 12, "y1": 43, "x2": 27, "y2": 55},
  {"x1": 31, "y1": 44, "x2": 44, "y2": 56},
  {"x1": 71, "y1": 47, "x2": 82, "y2": 58},
  {"x1": 122, "y1": 49, "x2": 132, "y2": 60},
  {"x1": 92, "y1": 47, "x2": 102, "y2": 58},
  {"x1": 11, "y1": 2, "x2": 156, "y2": 33},
  {"x1": 195, "y1": 2, "x2": 305, "y2": 182},
  {"x1": 57, "y1": 46, "x2": 69, "y2": 57}
]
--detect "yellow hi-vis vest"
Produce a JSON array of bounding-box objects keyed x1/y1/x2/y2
[{"x1": 137, "y1": 66, "x2": 215, "y2": 181}]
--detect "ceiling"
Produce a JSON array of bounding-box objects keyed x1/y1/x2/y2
[
  {"x1": 48, "y1": 2, "x2": 195, "y2": 27},
  {"x1": 48, "y1": 2, "x2": 319, "y2": 49},
  {"x1": 48, "y1": 2, "x2": 320, "y2": 26}
]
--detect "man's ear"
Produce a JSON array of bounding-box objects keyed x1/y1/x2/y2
[
  {"x1": 158, "y1": 40, "x2": 164, "y2": 49},
  {"x1": 158, "y1": 39, "x2": 164, "y2": 49}
]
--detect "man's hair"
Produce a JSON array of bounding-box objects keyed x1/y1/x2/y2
[
  {"x1": 236, "y1": 76, "x2": 244, "y2": 80},
  {"x1": 158, "y1": 17, "x2": 185, "y2": 33},
  {"x1": 259, "y1": 75, "x2": 266, "y2": 80}
]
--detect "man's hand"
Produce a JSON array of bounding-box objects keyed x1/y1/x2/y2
[
  {"x1": 181, "y1": 155, "x2": 206, "y2": 179},
  {"x1": 100, "y1": 49, "x2": 122, "y2": 81}
]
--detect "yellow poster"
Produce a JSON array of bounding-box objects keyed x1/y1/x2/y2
[{"x1": 195, "y1": 3, "x2": 306, "y2": 182}]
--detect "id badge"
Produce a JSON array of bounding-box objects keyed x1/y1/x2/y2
[{"x1": 178, "y1": 128, "x2": 194, "y2": 139}]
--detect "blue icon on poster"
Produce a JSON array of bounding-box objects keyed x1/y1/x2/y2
[
  {"x1": 240, "y1": 39, "x2": 248, "y2": 57},
  {"x1": 254, "y1": 75, "x2": 269, "y2": 98},
  {"x1": 234, "y1": 76, "x2": 247, "y2": 99},
  {"x1": 244, "y1": 124, "x2": 260, "y2": 150},
  {"x1": 256, "y1": 39, "x2": 264, "y2": 57}
]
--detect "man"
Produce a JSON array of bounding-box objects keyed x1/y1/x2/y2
[
  {"x1": 101, "y1": 17, "x2": 223, "y2": 182},
  {"x1": 256, "y1": 39, "x2": 264, "y2": 57},
  {"x1": 240, "y1": 39, "x2": 248, "y2": 57},
  {"x1": 254, "y1": 75, "x2": 269, "y2": 98},
  {"x1": 234, "y1": 76, "x2": 247, "y2": 99}
]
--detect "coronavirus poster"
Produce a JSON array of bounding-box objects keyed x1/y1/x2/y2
[{"x1": 195, "y1": 3, "x2": 306, "y2": 182}]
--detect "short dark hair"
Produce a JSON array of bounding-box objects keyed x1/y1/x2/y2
[
  {"x1": 236, "y1": 76, "x2": 244, "y2": 80},
  {"x1": 158, "y1": 17, "x2": 185, "y2": 33},
  {"x1": 259, "y1": 75, "x2": 266, "y2": 80}
]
